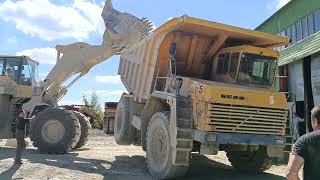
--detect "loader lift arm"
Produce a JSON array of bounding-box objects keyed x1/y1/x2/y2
[
  {"x1": 21, "y1": 0, "x2": 153, "y2": 154},
  {"x1": 23, "y1": 0, "x2": 153, "y2": 114}
]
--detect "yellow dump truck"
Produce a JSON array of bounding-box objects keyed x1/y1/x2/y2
[{"x1": 113, "y1": 16, "x2": 290, "y2": 179}]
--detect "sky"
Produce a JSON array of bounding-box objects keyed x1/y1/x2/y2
[{"x1": 0, "y1": 0, "x2": 291, "y2": 106}]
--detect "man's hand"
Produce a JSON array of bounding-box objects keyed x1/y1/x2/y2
[{"x1": 286, "y1": 154, "x2": 304, "y2": 180}]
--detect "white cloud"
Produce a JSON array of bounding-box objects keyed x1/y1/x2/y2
[
  {"x1": 82, "y1": 89, "x2": 126, "y2": 96},
  {"x1": 7, "y1": 36, "x2": 17, "y2": 44},
  {"x1": 0, "y1": 0, "x2": 104, "y2": 41},
  {"x1": 58, "y1": 100, "x2": 83, "y2": 106},
  {"x1": 16, "y1": 47, "x2": 57, "y2": 65},
  {"x1": 268, "y1": 0, "x2": 291, "y2": 11},
  {"x1": 95, "y1": 75, "x2": 122, "y2": 84},
  {"x1": 82, "y1": 89, "x2": 127, "y2": 102},
  {"x1": 151, "y1": 21, "x2": 157, "y2": 31},
  {"x1": 39, "y1": 72, "x2": 49, "y2": 79}
]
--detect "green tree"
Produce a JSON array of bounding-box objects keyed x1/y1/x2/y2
[
  {"x1": 82, "y1": 95, "x2": 90, "y2": 106},
  {"x1": 82, "y1": 91, "x2": 104, "y2": 129},
  {"x1": 90, "y1": 91, "x2": 102, "y2": 113}
]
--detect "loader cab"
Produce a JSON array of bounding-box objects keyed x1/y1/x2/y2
[
  {"x1": 0, "y1": 56, "x2": 39, "y2": 86},
  {"x1": 212, "y1": 46, "x2": 278, "y2": 88}
]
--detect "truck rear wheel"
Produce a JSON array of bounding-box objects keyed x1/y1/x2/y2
[
  {"x1": 114, "y1": 96, "x2": 134, "y2": 145},
  {"x1": 31, "y1": 108, "x2": 81, "y2": 154},
  {"x1": 146, "y1": 112, "x2": 188, "y2": 179},
  {"x1": 226, "y1": 146, "x2": 273, "y2": 173},
  {"x1": 73, "y1": 111, "x2": 91, "y2": 149}
]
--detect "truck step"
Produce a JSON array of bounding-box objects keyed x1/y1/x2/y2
[
  {"x1": 176, "y1": 139, "x2": 193, "y2": 149},
  {"x1": 173, "y1": 96, "x2": 193, "y2": 165},
  {"x1": 177, "y1": 118, "x2": 193, "y2": 128},
  {"x1": 173, "y1": 150, "x2": 190, "y2": 166}
]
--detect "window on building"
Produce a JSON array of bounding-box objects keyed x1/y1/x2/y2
[
  {"x1": 286, "y1": 27, "x2": 292, "y2": 46},
  {"x1": 315, "y1": 10, "x2": 320, "y2": 33},
  {"x1": 291, "y1": 24, "x2": 297, "y2": 44},
  {"x1": 308, "y1": 13, "x2": 315, "y2": 35},
  {"x1": 296, "y1": 20, "x2": 302, "y2": 42},
  {"x1": 302, "y1": 16, "x2": 309, "y2": 39},
  {"x1": 278, "y1": 31, "x2": 286, "y2": 50},
  {"x1": 0, "y1": 59, "x2": 4, "y2": 76}
]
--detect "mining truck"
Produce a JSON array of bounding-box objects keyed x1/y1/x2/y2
[
  {"x1": 0, "y1": 1, "x2": 290, "y2": 178},
  {"x1": 113, "y1": 16, "x2": 291, "y2": 179}
]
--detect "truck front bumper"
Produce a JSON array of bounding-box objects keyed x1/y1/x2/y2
[{"x1": 194, "y1": 130, "x2": 286, "y2": 145}]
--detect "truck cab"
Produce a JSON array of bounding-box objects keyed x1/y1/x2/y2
[{"x1": 213, "y1": 46, "x2": 278, "y2": 88}]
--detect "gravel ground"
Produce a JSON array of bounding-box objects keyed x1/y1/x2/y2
[{"x1": 0, "y1": 130, "x2": 289, "y2": 180}]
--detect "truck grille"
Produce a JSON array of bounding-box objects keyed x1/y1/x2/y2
[{"x1": 208, "y1": 103, "x2": 287, "y2": 135}]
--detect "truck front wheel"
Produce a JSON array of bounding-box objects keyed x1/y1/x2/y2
[
  {"x1": 146, "y1": 112, "x2": 188, "y2": 179},
  {"x1": 226, "y1": 146, "x2": 273, "y2": 173},
  {"x1": 31, "y1": 107, "x2": 81, "y2": 154}
]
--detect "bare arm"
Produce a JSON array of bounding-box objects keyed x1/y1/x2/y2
[{"x1": 286, "y1": 154, "x2": 304, "y2": 180}]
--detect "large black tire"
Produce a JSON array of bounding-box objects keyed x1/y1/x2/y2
[
  {"x1": 146, "y1": 112, "x2": 189, "y2": 179},
  {"x1": 226, "y1": 146, "x2": 273, "y2": 173},
  {"x1": 73, "y1": 111, "x2": 92, "y2": 149},
  {"x1": 31, "y1": 107, "x2": 81, "y2": 154},
  {"x1": 114, "y1": 96, "x2": 134, "y2": 145}
]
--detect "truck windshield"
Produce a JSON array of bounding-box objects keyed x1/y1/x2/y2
[{"x1": 237, "y1": 53, "x2": 276, "y2": 86}]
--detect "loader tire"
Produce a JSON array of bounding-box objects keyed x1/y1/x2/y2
[
  {"x1": 146, "y1": 112, "x2": 189, "y2": 179},
  {"x1": 114, "y1": 96, "x2": 134, "y2": 145},
  {"x1": 226, "y1": 146, "x2": 273, "y2": 173},
  {"x1": 73, "y1": 111, "x2": 92, "y2": 149},
  {"x1": 31, "y1": 107, "x2": 81, "y2": 154}
]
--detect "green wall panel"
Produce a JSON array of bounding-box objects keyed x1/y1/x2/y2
[{"x1": 256, "y1": 0, "x2": 320, "y2": 34}]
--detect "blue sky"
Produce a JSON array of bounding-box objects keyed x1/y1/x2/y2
[{"x1": 0, "y1": 0, "x2": 289, "y2": 106}]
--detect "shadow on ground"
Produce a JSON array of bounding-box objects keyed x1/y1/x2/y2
[{"x1": 0, "y1": 147, "x2": 285, "y2": 180}]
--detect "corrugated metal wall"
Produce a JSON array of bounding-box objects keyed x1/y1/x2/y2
[{"x1": 279, "y1": 31, "x2": 320, "y2": 66}]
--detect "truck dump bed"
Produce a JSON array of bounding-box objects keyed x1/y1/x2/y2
[{"x1": 119, "y1": 16, "x2": 289, "y2": 102}]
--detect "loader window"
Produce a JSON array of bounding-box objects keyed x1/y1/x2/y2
[
  {"x1": 5, "y1": 58, "x2": 20, "y2": 82},
  {"x1": 19, "y1": 60, "x2": 38, "y2": 86},
  {"x1": 238, "y1": 53, "x2": 276, "y2": 86}
]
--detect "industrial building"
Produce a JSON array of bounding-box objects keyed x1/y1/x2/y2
[{"x1": 256, "y1": 0, "x2": 320, "y2": 136}]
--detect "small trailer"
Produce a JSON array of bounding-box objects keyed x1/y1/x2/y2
[{"x1": 103, "y1": 102, "x2": 117, "y2": 134}]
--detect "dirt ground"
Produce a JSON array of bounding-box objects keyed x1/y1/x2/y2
[{"x1": 0, "y1": 130, "x2": 289, "y2": 180}]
